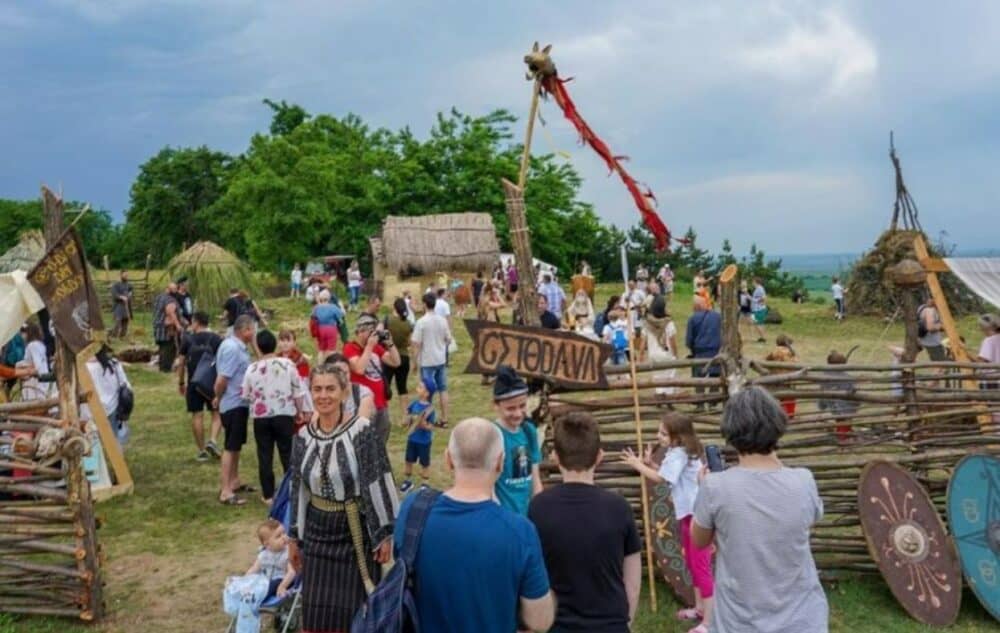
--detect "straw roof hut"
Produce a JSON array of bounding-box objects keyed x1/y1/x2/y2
[
  {"x1": 0, "y1": 230, "x2": 46, "y2": 274},
  {"x1": 369, "y1": 213, "x2": 499, "y2": 279},
  {"x1": 166, "y1": 241, "x2": 258, "y2": 311}
]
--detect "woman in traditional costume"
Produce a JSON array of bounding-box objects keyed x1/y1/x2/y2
[
  {"x1": 566, "y1": 289, "x2": 596, "y2": 332},
  {"x1": 288, "y1": 364, "x2": 398, "y2": 632}
]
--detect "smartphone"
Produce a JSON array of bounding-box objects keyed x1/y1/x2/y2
[{"x1": 705, "y1": 444, "x2": 726, "y2": 472}]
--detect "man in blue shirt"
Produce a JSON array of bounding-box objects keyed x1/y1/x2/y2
[
  {"x1": 686, "y1": 296, "x2": 723, "y2": 406},
  {"x1": 212, "y1": 314, "x2": 254, "y2": 505},
  {"x1": 491, "y1": 366, "x2": 542, "y2": 515},
  {"x1": 394, "y1": 417, "x2": 554, "y2": 633}
]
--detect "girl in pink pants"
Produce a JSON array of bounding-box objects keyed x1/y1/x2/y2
[{"x1": 622, "y1": 413, "x2": 715, "y2": 632}]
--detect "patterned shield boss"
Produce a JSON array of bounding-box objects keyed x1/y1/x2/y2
[
  {"x1": 859, "y1": 460, "x2": 962, "y2": 626},
  {"x1": 947, "y1": 454, "x2": 1000, "y2": 623},
  {"x1": 645, "y1": 446, "x2": 695, "y2": 607}
]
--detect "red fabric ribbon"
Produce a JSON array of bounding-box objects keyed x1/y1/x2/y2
[{"x1": 541, "y1": 76, "x2": 674, "y2": 250}]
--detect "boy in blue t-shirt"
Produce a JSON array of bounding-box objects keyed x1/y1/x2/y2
[
  {"x1": 400, "y1": 378, "x2": 436, "y2": 493},
  {"x1": 491, "y1": 365, "x2": 542, "y2": 515}
]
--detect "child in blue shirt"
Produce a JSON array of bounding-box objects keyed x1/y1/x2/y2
[{"x1": 400, "y1": 378, "x2": 436, "y2": 493}]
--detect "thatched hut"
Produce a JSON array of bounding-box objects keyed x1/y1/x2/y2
[
  {"x1": 0, "y1": 230, "x2": 45, "y2": 274},
  {"x1": 369, "y1": 213, "x2": 500, "y2": 297},
  {"x1": 166, "y1": 241, "x2": 258, "y2": 312}
]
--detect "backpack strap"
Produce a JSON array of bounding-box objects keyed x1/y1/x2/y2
[{"x1": 400, "y1": 488, "x2": 442, "y2": 568}]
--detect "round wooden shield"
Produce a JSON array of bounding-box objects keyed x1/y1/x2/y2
[
  {"x1": 645, "y1": 446, "x2": 695, "y2": 607},
  {"x1": 947, "y1": 454, "x2": 1000, "y2": 622},
  {"x1": 859, "y1": 460, "x2": 962, "y2": 626}
]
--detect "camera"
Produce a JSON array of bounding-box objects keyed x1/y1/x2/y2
[
  {"x1": 377, "y1": 329, "x2": 392, "y2": 345},
  {"x1": 705, "y1": 444, "x2": 726, "y2": 472}
]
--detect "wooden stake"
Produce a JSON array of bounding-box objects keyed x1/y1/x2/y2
[
  {"x1": 41, "y1": 187, "x2": 78, "y2": 427},
  {"x1": 518, "y1": 79, "x2": 542, "y2": 189},
  {"x1": 501, "y1": 179, "x2": 540, "y2": 327},
  {"x1": 75, "y1": 355, "x2": 133, "y2": 495},
  {"x1": 913, "y1": 234, "x2": 991, "y2": 429},
  {"x1": 719, "y1": 264, "x2": 741, "y2": 367},
  {"x1": 626, "y1": 317, "x2": 658, "y2": 612}
]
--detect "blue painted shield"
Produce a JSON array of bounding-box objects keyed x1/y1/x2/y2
[{"x1": 947, "y1": 454, "x2": 1000, "y2": 622}]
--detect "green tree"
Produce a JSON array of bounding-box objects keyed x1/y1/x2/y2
[
  {"x1": 715, "y1": 238, "x2": 738, "y2": 270},
  {"x1": 122, "y1": 146, "x2": 233, "y2": 263},
  {"x1": 676, "y1": 226, "x2": 714, "y2": 277},
  {"x1": 739, "y1": 243, "x2": 804, "y2": 297},
  {"x1": 263, "y1": 99, "x2": 311, "y2": 136}
]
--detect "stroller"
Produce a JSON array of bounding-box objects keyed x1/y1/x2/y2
[{"x1": 226, "y1": 471, "x2": 301, "y2": 633}]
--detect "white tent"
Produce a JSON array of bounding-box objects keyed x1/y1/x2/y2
[{"x1": 944, "y1": 258, "x2": 1000, "y2": 309}]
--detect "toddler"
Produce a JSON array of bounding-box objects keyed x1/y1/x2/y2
[
  {"x1": 622, "y1": 414, "x2": 714, "y2": 633},
  {"x1": 818, "y1": 350, "x2": 859, "y2": 443},
  {"x1": 602, "y1": 308, "x2": 630, "y2": 366},
  {"x1": 246, "y1": 519, "x2": 296, "y2": 600},
  {"x1": 400, "y1": 378, "x2": 436, "y2": 493}
]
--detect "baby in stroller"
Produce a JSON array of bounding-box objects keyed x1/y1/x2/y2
[
  {"x1": 246, "y1": 519, "x2": 296, "y2": 600},
  {"x1": 225, "y1": 473, "x2": 301, "y2": 633}
]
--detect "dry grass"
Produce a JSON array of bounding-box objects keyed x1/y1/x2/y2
[{"x1": 379, "y1": 212, "x2": 499, "y2": 275}]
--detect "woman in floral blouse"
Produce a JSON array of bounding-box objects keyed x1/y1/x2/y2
[{"x1": 240, "y1": 329, "x2": 305, "y2": 504}]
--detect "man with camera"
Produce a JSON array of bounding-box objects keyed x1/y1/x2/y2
[{"x1": 344, "y1": 313, "x2": 401, "y2": 445}]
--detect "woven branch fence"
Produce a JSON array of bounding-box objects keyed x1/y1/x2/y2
[
  {"x1": 539, "y1": 356, "x2": 1000, "y2": 574},
  {"x1": 0, "y1": 402, "x2": 103, "y2": 620}
]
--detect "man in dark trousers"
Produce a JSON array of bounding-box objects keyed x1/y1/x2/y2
[
  {"x1": 110, "y1": 270, "x2": 133, "y2": 339},
  {"x1": 686, "y1": 295, "x2": 722, "y2": 405},
  {"x1": 528, "y1": 412, "x2": 641, "y2": 632}
]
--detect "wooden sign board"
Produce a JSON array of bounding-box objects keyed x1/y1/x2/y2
[{"x1": 464, "y1": 320, "x2": 611, "y2": 389}]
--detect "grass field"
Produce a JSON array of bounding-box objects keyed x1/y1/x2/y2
[{"x1": 11, "y1": 283, "x2": 999, "y2": 632}]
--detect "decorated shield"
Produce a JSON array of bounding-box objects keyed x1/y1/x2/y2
[
  {"x1": 859, "y1": 460, "x2": 961, "y2": 626},
  {"x1": 947, "y1": 454, "x2": 1000, "y2": 622},
  {"x1": 645, "y1": 446, "x2": 695, "y2": 606}
]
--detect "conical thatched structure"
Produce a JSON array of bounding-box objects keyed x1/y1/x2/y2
[
  {"x1": 371, "y1": 212, "x2": 499, "y2": 277},
  {"x1": 0, "y1": 230, "x2": 45, "y2": 274},
  {"x1": 846, "y1": 230, "x2": 982, "y2": 316},
  {"x1": 166, "y1": 241, "x2": 257, "y2": 312}
]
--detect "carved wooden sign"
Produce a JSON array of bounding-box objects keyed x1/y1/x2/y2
[{"x1": 464, "y1": 320, "x2": 610, "y2": 389}]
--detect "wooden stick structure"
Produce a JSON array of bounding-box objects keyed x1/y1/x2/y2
[
  {"x1": 626, "y1": 310, "x2": 658, "y2": 613},
  {"x1": 538, "y1": 355, "x2": 1000, "y2": 581}
]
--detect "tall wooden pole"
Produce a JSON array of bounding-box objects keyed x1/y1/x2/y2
[
  {"x1": 518, "y1": 80, "x2": 542, "y2": 189},
  {"x1": 912, "y1": 235, "x2": 992, "y2": 430},
  {"x1": 41, "y1": 187, "x2": 78, "y2": 427},
  {"x1": 718, "y1": 264, "x2": 741, "y2": 370},
  {"x1": 626, "y1": 311, "x2": 658, "y2": 613},
  {"x1": 40, "y1": 185, "x2": 103, "y2": 620}
]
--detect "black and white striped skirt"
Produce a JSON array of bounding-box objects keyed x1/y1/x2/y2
[{"x1": 301, "y1": 504, "x2": 380, "y2": 632}]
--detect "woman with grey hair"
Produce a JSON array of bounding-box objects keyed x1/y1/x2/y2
[{"x1": 691, "y1": 386, "x2": 829, "y2": 632}]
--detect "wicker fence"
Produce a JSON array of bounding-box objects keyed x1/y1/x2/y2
[
  {"x1": 0, "y1": 400, "x2": 103, "y2": 620},
  {"x1": 540, "y1": 356, "x2": 1000, "y2": 574}
]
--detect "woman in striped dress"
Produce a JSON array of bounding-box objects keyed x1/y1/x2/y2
[{"x1": 288, "y1": 364, "x2": 398, "y2": 632}]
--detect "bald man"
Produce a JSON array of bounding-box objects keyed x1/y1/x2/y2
[
  {"x1": 686, "y1": 296, "x2": 723, "y2": 407},
  {"x1": 393, "y1": 418, "x2": 555, "y2": 633}
]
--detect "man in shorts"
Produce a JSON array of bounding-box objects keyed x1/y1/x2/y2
[
  {"x1": 212, "y1": 315, "x2": 254, "y2": 505},
  {"x1": 412, "y1": 293, "x2": 452, "y2": 427},
  {"x1": 751, "y1": 277, "x2": 768, "y2": 343},
  {"x1": 177, "y1": 311, "x2": 222, "y2": 461}
]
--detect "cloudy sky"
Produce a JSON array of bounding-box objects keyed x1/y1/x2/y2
[{"x1": 2, "y1": 1, "x2": 998, "y2": 255}]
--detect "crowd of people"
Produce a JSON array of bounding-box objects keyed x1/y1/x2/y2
[{"x1": 6, "y1": 255, "x2": 1000, "y2": 632}]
